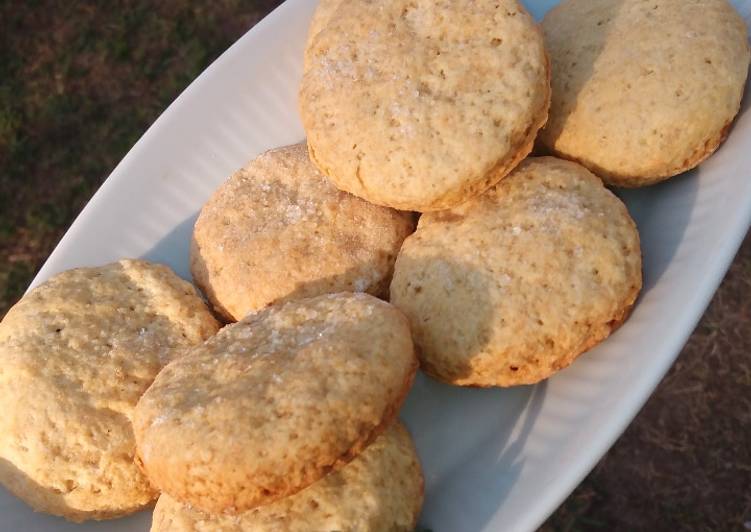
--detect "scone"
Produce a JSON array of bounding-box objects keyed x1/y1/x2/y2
[
  {"x1": 305, "y1": 0, "x2": 340, "y2": 51},
  {"x1": 390, "y1": 157, "x2": 642, "y2": 387},
  {"x1": 539, "y1": 0, "x2": 750, "y2": 186},
  {"x1": 150, "y1": 422, "x2": 424, "y2": 532},
  {"x1": 134, "y1": 293, "x2": 417, "y2": 514},
  {"x1": 0, "y1": 260, "x2": 219, "y2": 521},
  {"x1": 300, "y1": 0, "x2": 550, "y2": 211},
  {"x1": 190, "y1": 143, "x2": 415, "y2": 322}
]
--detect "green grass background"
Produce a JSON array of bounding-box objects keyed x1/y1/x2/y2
[{"x1": 0, "y1": 2, "x2": 749, "y2": 530}]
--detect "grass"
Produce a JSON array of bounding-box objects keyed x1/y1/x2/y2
[
  {"x1": 0, "y1": 0, "x2": 283, "y2": 311},
  {"x1": 1, "y1": 2, "x2": 749, "y2": 530}
]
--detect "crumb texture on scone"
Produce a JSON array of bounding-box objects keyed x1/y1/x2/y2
[
  {"x1": 0, "y1": 260, "x2": 219, "y2": 521},
  {"x1": 300, "y1": 0, "x2": 550, "y2": 211},
  {"x1": 305, "y1": 0, "x2": 342, "y2": 51},
  {"x1": 390, "y1": 157, "x2": 642, "y2": 387},
  {"x1": 539, "y1": 0, "x2": 750, "y2": 185},
  {"x1": 190, "y1": 143, "x2": 414, "y2": 322},
  {"x1": 134, "y1": 292, "x2": 417, "y2": 514},
  {"x1": 150, "y1": 422, "x2": 424, "y2": 532}
]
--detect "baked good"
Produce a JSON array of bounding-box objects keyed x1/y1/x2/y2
[
  {"x1": 300, "y1": 0, "x2": 550, "y2": 211},
  {"x1": 305, "y1": 0, "x2": 340, "y2": 50},
  {"x1": 150, "y1": 422, "x2": 423, "y2": 532},
  {"x1": 390, "y1": 157, "x2": 642, "y2": 386},
  {"x1": 0, "y1": 260, "x2": 219, "y2": 521},
  {"x1": 190, "y1": 143, "x2": 414, "y2": 322},
  {"x1": 539, "y1": 0, "x2": 750, "y2": 186},
  {"x1": 134, "y1": 292, "x2": 417, "y2": 513}
]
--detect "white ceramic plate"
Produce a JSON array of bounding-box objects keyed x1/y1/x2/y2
[{"x1": 3, "y1": 1, "x2": 751, "y2": 531}]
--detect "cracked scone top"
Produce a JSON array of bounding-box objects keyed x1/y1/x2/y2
[
  {"x1": 190, "y1": 143, "x2": 414, "y2": 322},
  {"x1": 390, "y1": 157, "x2": 642, "y2": 387},
  {"x1": 150, "y1": 422, "x2": 424, "y2": 532},
  {"x1": 133, "y1": 293, "x2": 417, "y2": 514},
  {"x1": 539, "y1": 0, "x2": 750, "y2": 186},
  {"x1": 300, "y1": 0, "x2": 550, "y2": 212},
  {"x1": 0, "y1": 260, "x2": 219, "y2": 522}
]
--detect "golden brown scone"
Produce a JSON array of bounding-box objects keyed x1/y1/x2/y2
[
  {"x1": 390, "y1": 157, "x2": 642, "y2": 387},
  {"x1": 539, "y1": 0, "x2": 750, "y2": 186},
  {"x1": 134, "y1": 293, "x2": 417, "y2": 514},
  {"x1": 150, "y1": 422, "x2": 424, "y2": 532},
  {"x1": 305, "y1": 0, "x2": 341, "y2": 52},
  {"x1": 190, "y1": 143, "x2": 414, "y2": 322},
  {"x1": 300, "y1": 0, "x2": 550, "y2": 212},
  {"x1": 0, "y1": 260, "x2": 219, "y2": 522}
]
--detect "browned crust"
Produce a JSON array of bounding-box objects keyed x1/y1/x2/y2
[
  {"x1": 237, "y1": 354, "x2": 419, "y2": 513},
  {"x1": 155, "y1": 343, "x2": 420, "y2": 515},
  {"x1": 403, "y1": 423, "x2": 426, "y2": 532},
  {"x1": 420, "y1": 221, "x2": 643, "y2": 388},
  {"x1": 0, "y1": 472, "x2": 156, "y2": 523},
  {"x1": 551, "y1": 117, "x2": 737, "y2": 188},
  {"x1": 328, "y1": 353, "x2": 419, "y2": 471},
  {"x1": 422, "y1": 292, "x2": 639, "y2": 388},
  {"x1": 150, "y1": 424, "x2": 424, "y2": 530},
  {"x1": 305, "y1": 42, "x2": 552, "y2": 213},
  {"x1": 189, "y1": 233, "x2": 235, "y2": 323}
]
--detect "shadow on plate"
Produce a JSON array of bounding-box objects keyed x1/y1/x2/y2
[
  {"x1": 616, "y1": 171, "x2": 698, "y2": 294},
  {"x1": 403, "y1": 376, "x2": 547, "y2": 532},
  {"x1": 140, "y1": 212, "x2": 199, "y2": 282}
]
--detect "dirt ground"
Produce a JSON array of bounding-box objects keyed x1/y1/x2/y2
[{"x1": 1, "y1": 2, "x2": 749, "y2": 530}]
